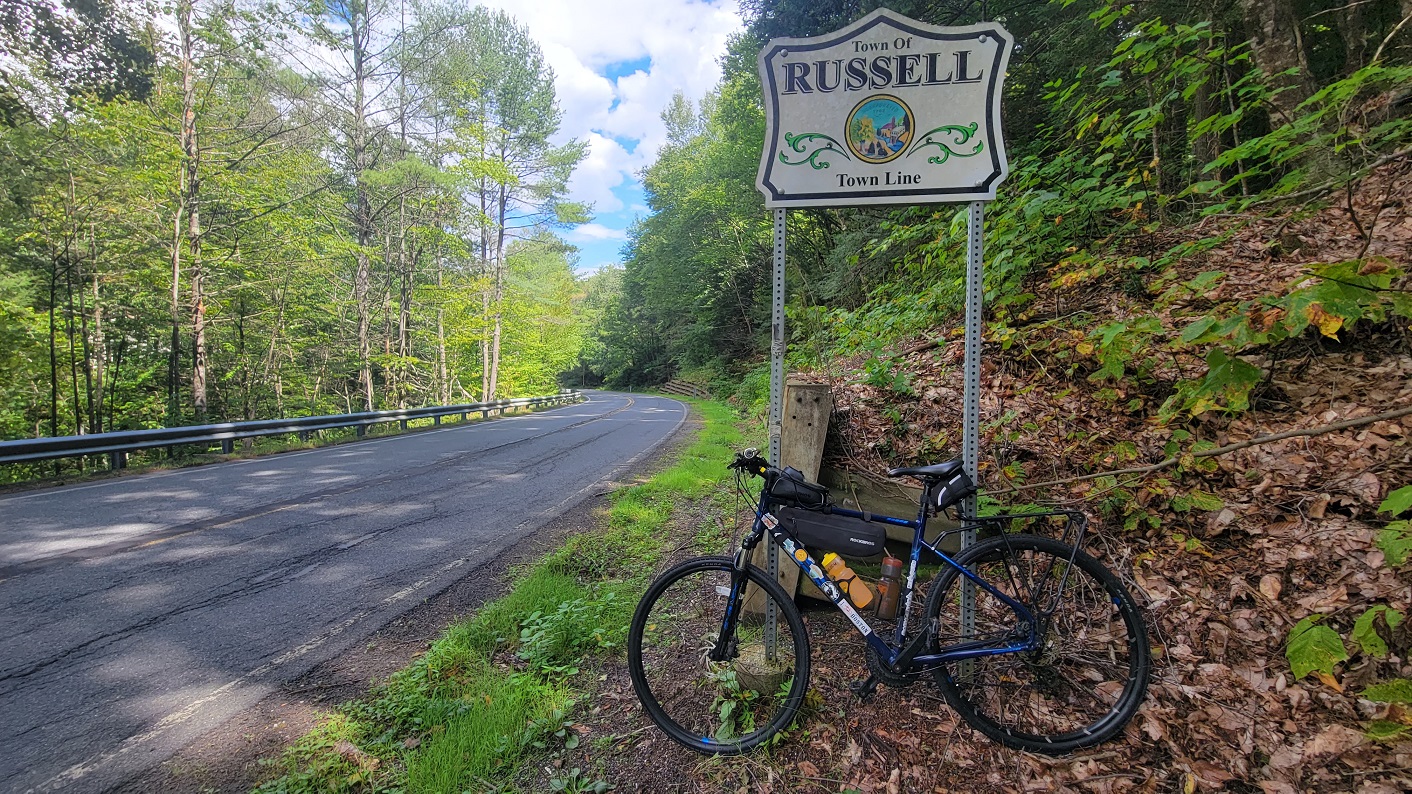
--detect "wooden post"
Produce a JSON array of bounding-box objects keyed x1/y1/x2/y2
[{"x1": 746, "y1": 379, "x2": 832, "y2": 614}]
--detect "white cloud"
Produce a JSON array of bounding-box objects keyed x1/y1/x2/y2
[
  {"x1": 480, "y1": 0, "x2": 744, "y2": 214},
  {"x1": 567, "y1": 223, "x2": 629, "y2": 242}
]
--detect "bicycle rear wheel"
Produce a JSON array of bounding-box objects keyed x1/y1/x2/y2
[
  {"x1": 627, "y1": 555, "x2": 810, "y2": 754},
  {"x1": 925, "y1": 534, "x2": 1150, "y2": 754}
]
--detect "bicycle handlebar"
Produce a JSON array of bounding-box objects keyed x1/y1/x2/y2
[{"x1": 728, "y1": 448, "x2": 770, "y2": 477}]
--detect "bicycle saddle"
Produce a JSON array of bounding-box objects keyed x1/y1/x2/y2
[{"x1": 886, "y1": 458, "x2": 964, "y2": 481}]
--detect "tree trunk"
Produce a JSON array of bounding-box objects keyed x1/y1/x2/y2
[
  {"x1": 64, "y1": 252, "x2": 82, "y2": 436},
  {"x1": 89, "y1": 259, "x2": 104, "y2": 434},
  {"x1": 487, "y1": 170, "x2": 508, "y2": 401},
  {"x1": 478, "y1": 159, "x2": 491, "y2": 402},
  {"x1": 436, "y1": 252, "x2": 448, "y2": 405},
  {"x1": 169, "y1": 196, "x2": 183, "y2": 425},
  {"x1": 350, "y1": 5, "x2": 375, "y2": 412},
  {"x1": 179, "y1": 0, "x2": 208, "y2": 421},
  {"x1": 75, "y1": 240, "x2": 95, "y2": 434},
  {"x1": 1334, "y1": 1, "x2": 1367, "y2": 75},
  {"x1": 1192, "y1": 36, "x2": 1221, "y2": 177},
  {"x1": 48, "y1": 249, "x2": 59, "y2": 440},
  {"x1": 1239, "y1": 0, "x2": 1314, "y2": 120}
]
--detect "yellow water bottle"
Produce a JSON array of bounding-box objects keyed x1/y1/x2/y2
[{"x1": 822, "y1": 552, "x2": 874, "y2": 610}]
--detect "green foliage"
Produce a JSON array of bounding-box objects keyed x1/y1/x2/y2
[
  {"x1": 1361, "y1": 679, "x2": 1412, "y2": 704},
  {"x1": 1381, "y1": 486, "x2": 1412, "y2": 517},
  {"x1": 1351, "y1": 606, "x2": 1404, "y2": 658},
  {"x1": 1364, "y1": 720, "x2": 1412, "y2": 742},
  {"x1": 1377, "y1": 486, "x2": 1412, "y2": 566},
  {"x1": 527, "y1": 704, "x2": 581, "y2": 750},
  {"x1": 516, "y1": 591, "x2": 620, "y2": 679},
  {"x1": 1160, "y1": 349, "x2": 1265, "y2": 421},
  {"x1": 1171, "y1": 490, "x2": 1224, "y2": 513},
  {"x1": 0, "y1": 1, "x2": 591, "y2": 466},
  {"x1": 708, "y1": 667, "x2": 759, "y2": 741},
  {"x1": 549, "y1": 768, "x2": 614, "y2": 793},
  {"x1": 1085, "y1": 317, "x2": 1163, "y2": 382},
  {"x1": 1286, "y1": 616, "x2": 1349, "y2": 679}
]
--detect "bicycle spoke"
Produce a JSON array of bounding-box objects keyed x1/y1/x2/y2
[
  {"x1": 927, "y1": 535, "x2": 1150, "y2": 753},
  {"x1": 629, "y1": 556, "x2": 810, "y2": 753}
]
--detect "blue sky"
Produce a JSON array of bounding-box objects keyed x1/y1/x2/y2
[{"x1": 480, "y1": 0, "x2": 744, "y2": 274}]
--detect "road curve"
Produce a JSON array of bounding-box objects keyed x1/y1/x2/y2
[{"x1": 0, "y1": 392, "x2": 686, "y2": 793}]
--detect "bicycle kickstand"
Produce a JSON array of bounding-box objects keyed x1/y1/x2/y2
[{"x1": 848, "y1": 674, "x2": 879, "y2": 702}]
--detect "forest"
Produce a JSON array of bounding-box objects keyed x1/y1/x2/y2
[
  {"x1": 589, "y1": 0, "x2": 1412, "y2": 397},
  {"x1": 0, "y1": 0, "x2": 590, "y2": 465}
]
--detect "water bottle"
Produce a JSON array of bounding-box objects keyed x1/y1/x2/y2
[
  {"x1": 822, "y1": 552, "x2": 874, "y2": 610},
  {"x1": 875, "y1": 552, "x2": 903, "y2": 620}
]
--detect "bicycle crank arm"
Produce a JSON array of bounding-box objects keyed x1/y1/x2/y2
[{"x1": 889, "y1": 623, "x2": 934, "y2": 676}]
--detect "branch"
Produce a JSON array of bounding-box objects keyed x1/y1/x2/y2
[
  {"x1": 1247, "y1": 148, "x2": 1412, "y2": 207},
  {"x1": 995, "y1": 404, "x2": 1412, "y2": 493}
]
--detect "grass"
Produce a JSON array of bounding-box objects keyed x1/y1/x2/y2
[{"x1": 253, "y1": 398, "x2": 752, "y2": 793}]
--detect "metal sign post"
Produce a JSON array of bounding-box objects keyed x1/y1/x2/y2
[
  {"x1": 755, "y1": 9, "x2": 1012, "y2": 661},
  {"x1": 960, "y1": 200, "x2": 985, "y2": 670},
  {"x1": 764, "y1": 207, "x2": 787, "y2": 661}
]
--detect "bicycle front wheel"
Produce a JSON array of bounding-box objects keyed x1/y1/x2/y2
[
  {"x1": 925, "y1": 534, "x2": 1150, "y2": 754},
  {"x1": 627, "y1": 555, "x2": 810, "y2": 754}
]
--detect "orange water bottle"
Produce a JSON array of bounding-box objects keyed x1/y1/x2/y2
[{"x1": 822, "y1": 552, "x2": 874, "y2": 610}]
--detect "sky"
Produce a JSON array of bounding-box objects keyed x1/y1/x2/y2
[{"x1": 478, "y1": 0, "x2": 745, "y2": 273}]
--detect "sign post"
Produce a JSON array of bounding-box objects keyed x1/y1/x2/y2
[{"x1": 756, "y1": 8, "x2": 1012, "y2": 656}]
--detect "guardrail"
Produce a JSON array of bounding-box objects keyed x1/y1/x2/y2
[{"x1": 0, "y1": 392, "x2": 583, "y2": 469}]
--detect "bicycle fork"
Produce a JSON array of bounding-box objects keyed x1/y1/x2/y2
[{"x1": 705, "y1": 543, "x2": 757, "y2": 663}]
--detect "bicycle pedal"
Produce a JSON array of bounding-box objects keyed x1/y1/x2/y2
[{"x1": 848, "y1": 675, "x2": 879, "y2": 702}]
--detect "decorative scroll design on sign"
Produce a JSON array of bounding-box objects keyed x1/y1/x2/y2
[
  {"x1": 906, "y1": 122, "x2": 983, "y2": 164},
  {"x1": 779, "y1": 132, "x2": 852, "y2": 169}
]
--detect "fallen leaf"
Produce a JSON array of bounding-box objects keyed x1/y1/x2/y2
[
  {"x1": 797, "y1": 761, "x2": 820, "y2": 778},
  {"x1": 1259, "y1": 574, "x2": 1283, "y2": 600},
  {"x1": 1308, "y1": 496, "x2": 1329, "y2": 519},
  {"x1": 1302, "y1": 723, "x2": 1363, "y2": 761}
]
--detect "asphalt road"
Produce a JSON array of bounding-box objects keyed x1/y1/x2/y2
[{"x1": 0, "y1": 392, "x2": 686, "y2": 793}]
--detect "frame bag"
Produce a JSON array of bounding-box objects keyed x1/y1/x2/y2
[{"x1": 777, "y1": 506, "x2": 886, "y2": 560}]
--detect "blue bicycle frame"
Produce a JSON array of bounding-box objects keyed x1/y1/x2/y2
[{"x1": 721, "y1": 483, "x2": 1084, "y2": 674}]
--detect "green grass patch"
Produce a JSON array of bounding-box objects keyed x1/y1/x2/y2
[{"x1": 253, "y1": 398, "x2": 753, "y2": 793}]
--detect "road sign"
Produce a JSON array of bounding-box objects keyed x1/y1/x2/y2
[{"x1": 756, "y1": 8, "x2": 1012, "y2": 208}]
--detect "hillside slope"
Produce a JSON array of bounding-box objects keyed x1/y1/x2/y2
[{"x1": 805, "y1": 160, "x2": 1411, "y2": 791}]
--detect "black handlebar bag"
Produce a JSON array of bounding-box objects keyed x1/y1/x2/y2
[{"x1": 767, "y1": 467, "x2": 831, "y2": 510}]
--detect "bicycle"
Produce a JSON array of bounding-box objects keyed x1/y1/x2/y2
[{"x1": 627, "y1": 449, "x2": 1150, "y2": 755}]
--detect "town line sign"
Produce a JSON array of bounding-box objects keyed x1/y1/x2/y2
[{"x1": 756, "y1": 9, "x2": 1014, "y2": 208}]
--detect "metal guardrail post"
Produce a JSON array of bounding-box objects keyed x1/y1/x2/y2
[{"x1": 221, "y1": 439, "x2": 234, "y2": 454}]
